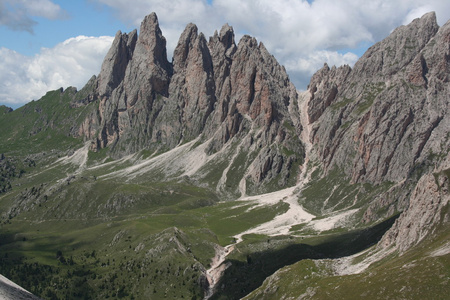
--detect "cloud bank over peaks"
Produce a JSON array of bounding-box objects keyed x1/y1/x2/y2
[
  {"x1": 0, "y1": 36, "x2": 113, "y2": 106},
  {"x1": 285, "y1": 50, "x2": 359, "y2": 89},
  {"x1": 97, "y1": 0, "x2": 450, "y2": 90}
]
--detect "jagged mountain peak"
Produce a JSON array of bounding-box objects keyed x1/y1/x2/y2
[
  {"x1": 83, "y1": 10, "x2": 448, "y2": 199},
  {"x1": 351, "y1": 11, "x2": 439, "y2": 79},
  {"x1": 209, "y1": 23, "x2": 236, "y2": 59},
  {"x1": 172, "y1": 22, "x2": 211, "y2": 72},
  {"x1": 219, "y1": 23, "x2": 234, "y2": 44},
  {"x1": 138, "y1": 12, "x2": 165, "y2": 48},
  {"x1": 97, "y1": 29, "x2": 137, "y2": 97},
  {"x1": 77, "y1": 12, "x2": 303, "y2": 195},
  {"x1": 305, "y1": 10, "x2": 449, "y2": 228}
]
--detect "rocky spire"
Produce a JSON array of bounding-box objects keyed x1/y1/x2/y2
[
  {"x1": 129, "y1": 12, "x2": 172, "y2": 97},
  {"x1": 92, "y1": 12, "x2": 173, "y2": 151},
  {"x1": 173, "y1": 23, "x2": 199, "y2": 71},
  {"x1": 208, "y1": 24, "x2": 237, "y2": 125},
  {"x1": 138, "y1": 13, "x2": 171, "y2": 69},
  {"x1": 160, "y1": 22, "x2": 216, "y2": 142},
  {"x1": 97, "y1": 29, "x2": 137, "y2": 96},
  {"x1": 81, "y1": 12, "x2": 304, "y2": 191}
]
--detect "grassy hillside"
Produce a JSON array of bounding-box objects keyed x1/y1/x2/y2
[
  {"x1": 244, "y1": 220, "x2": 450, "y2": 300},
  {"x1": 0, "y1": 87, "x2": 95, "y2": 156},
  {"x1": 0, "y1": 149, "x2": 402, "y2": 299}
]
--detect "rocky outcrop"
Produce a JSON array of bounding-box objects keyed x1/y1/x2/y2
[
  {"x1": 351, "y1": 12, "x2": 439, "y2": 80},
  {"x1": 299, "y1": 12, "x2": 450, "y2": 255},
  {"x1": 158, "y1": 23, "x2": 216, "y2": 143},
  {"x1": 306, "y1": 12, "x2": 449, "y2": 186},
  {"x1": 307, "y1": 63, "x2": 351, "y2": 123},
  {"x1": 379, "y1": 159, "x2": 449, "y2": 252},
  {"x1": 0, "y1": 105, "x2": 13, "y2": 114},
  {"x1": 77, "y1": 12, "x2": 303, "y2": 193},
  {"x1": 93, "y1": 12, "x2": 173, "y2": 153},
  {"x1": 97, "y1": 30, "x2": 137, "y2": 97}
]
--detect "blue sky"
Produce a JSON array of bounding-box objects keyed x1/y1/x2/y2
[
  {"x1": 0, "y1": 1, "x2": 130, "y2": 56},
  {"x1": 1, "y1": 0, "x2": 449, "y2": 108}
]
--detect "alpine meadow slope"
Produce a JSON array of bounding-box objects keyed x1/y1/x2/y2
[{"x1": 0, "y1": 11, "x2": 449, "y2": 300}]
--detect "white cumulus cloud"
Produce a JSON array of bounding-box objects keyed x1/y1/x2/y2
[
  {"x1": 285, "y1": 50, "x2": 359, "y2": 89},
  {"x1": 94, "y1": 0, "x2": 450, "y2": 90},
  {"x1": 0, "y1": 36, "x2": 113, "y2": 106},
  {"x1": 0, "y1": 0, "x2": 67, "y2": 33}
]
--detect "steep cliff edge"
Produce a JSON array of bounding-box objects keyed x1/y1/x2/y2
[
  {"x1": 380, "y1": 159, "x2": 449, "y2": 253},
  {"x1": 303, "y1": 12, "x2": 449, "y2": 225},
  {"x1": 307, "y1": 12, "x2": 448, "y2": 185}
]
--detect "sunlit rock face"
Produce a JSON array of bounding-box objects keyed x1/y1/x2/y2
[{"x1": 81, "y1": 12, "x2": 304, "y2": 192}]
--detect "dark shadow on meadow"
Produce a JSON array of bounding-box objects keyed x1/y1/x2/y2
[{"x1": 210, "y1": 214, "x2": 399, "y2": 299}]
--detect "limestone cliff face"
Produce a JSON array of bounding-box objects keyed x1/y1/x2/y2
[
  {"x1": 379, "y1": 159, "x2": 449, "y2": 253},
  {"x1": 306, "y1": 12, "x2": 449, "y2": 186},
  {"x1": 303, "y1": 12, "x2": 450, "y2": 249},
  {"x1": 93, "y1": 13, "x2": 173, "y2": 153},
  {"x1": 79, "y1": 12, "x2": 303, "y2": 193},
  {"x1": 97, "y1": 29, "x2": 137, "y2": 97}
]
